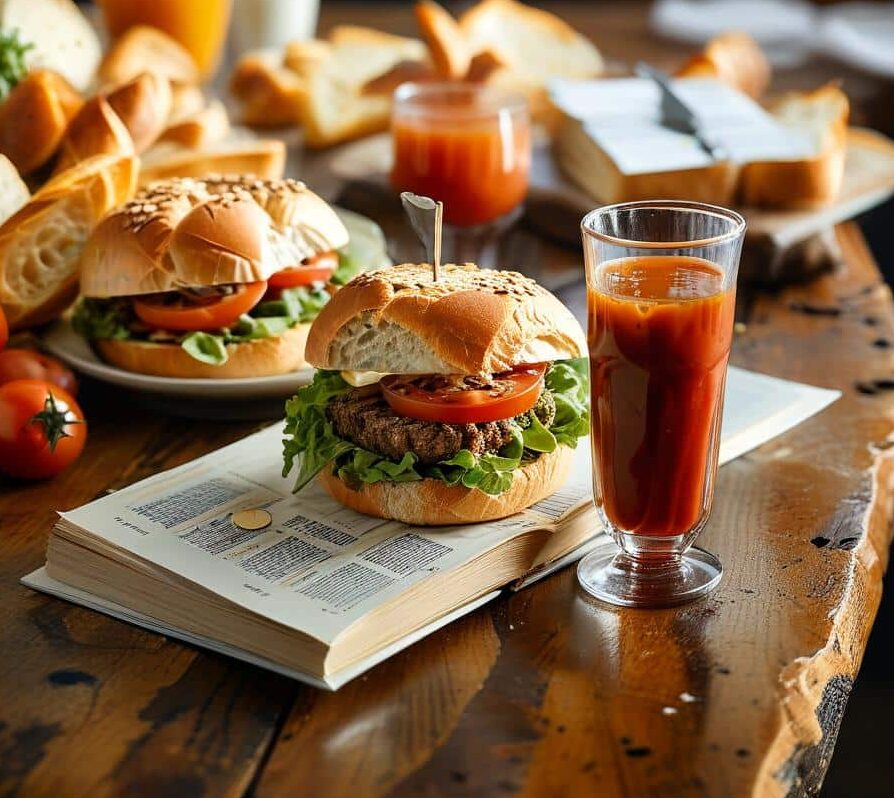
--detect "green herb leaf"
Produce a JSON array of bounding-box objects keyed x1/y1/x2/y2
[
  {"x1": 0, "y1": 29, "x2": 33, "y2": 99},
  {"x1": 181, "y1": 332, "x2": 228, "y2": 365}
]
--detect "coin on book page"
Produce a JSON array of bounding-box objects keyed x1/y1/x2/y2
[{"x1": 232, "y1": 508, "x2": 272, "y2": 531}]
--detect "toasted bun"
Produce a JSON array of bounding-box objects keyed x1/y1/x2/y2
[
  {"x1": 319, "y1": 444, "x2": 573, "y2": 525},
  {"x1": 80, "y1": 176, "x2": 349, "y2": 297},
  {"x1": 305, "y1": 262, "x2": 586, "y2": 374},
  {"x1": 0, "y1": 153, "x2": 137, "y2": 330},
  {"x1": 96, "y1": 324, "x2": 311, "y2": 378}
]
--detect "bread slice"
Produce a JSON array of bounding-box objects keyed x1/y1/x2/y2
[
  {"x1": 229, "y1": 49, "x2": 307, "y2": 127},
  {"x1": 554, "y1": 115, "x2": 739, "y2": 206},
  {"x1": 98, "y1": 25, "x2": 199, "y2": 87},
  {"x1": 739, "y1": 84, "x2": 849, "y2": 208},
  {"x1": 0, "y1": 69, "x2": 83, "y2": 174},
  {"x1": 299, "y1": 26, "x2": 428, "y2": 148},
  {"x1": 677, "y1": 32, "x2": 771, "y2": 100},
  {"x1": 0, "y1": 0, "x2": 101, "y2": 92},
  {"x1": 0, "y1": 155, "x2": 29, "y2": 225},
  {"x1": 0, "y1": 153, "x2": 137, "y2": 330},
  {"x1": 138, "y1": 139, "x2": 286, "y2": 186},
  {"x1": 459, "y1": 0, "x2": 603, "y2": 118},
  {"x1": 415, "y1": 0, "x2": 472, "y2": 79}
]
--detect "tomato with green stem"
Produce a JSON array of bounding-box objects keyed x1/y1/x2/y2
[{"x1": 0, "y1": 380, "x2": 86, "y2": 480}]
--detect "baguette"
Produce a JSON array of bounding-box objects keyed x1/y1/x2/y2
[
  {"x1": 0, "y1": 70, "x2": 82, "y2": 174},
  {"x1": 137, "y1": 139, "x2": 286, "y2": 186},
  {"x1": 739, "y1": 84, "x2": 849, "y2": 208},
  {"x1": 0, "y1": 155, "x2": 29, "y2": 224},
  {"x1": 677, "y1": 32, "x2": 771, "y2": 100},
  {"x1": 0, "y1": 153, "x2": 137, "y2": 330},
  {"x1": 54, "y1": 96, "x2": 135, "y2": 173},
  {"x1": 98, "y1": 25, "x2": 199, "y2": 87}
]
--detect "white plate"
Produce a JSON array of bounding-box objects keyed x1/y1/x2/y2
[{"x1": 41, "y1": 208, "x2": 389, "y2": 402}]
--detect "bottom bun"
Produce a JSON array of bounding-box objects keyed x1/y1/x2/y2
[
  {"x1": 96, "y1": 324, "x2": 311, "y2": 378},
  {"x1": 318, "y1": 445, "x2": 575, "y2": 526}
]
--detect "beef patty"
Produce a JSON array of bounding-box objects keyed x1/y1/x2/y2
[{"x1": 327, "y1": 386, "x2": 515, "y2": 464}]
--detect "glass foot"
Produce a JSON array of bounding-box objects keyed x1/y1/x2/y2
[{"x1": 576, "y1": 536, "x2": 722, "y2": 608}]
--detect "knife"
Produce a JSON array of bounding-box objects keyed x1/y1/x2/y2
[{"x1": 635, "y1": 62, "x2": 726, "y2": 161}]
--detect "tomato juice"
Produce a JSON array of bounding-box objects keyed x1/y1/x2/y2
[{"x1": 588, "y1": 256, "x2": 735, "y2": 537}]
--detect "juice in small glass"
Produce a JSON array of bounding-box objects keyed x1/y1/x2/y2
[
  {"x1": 391, "y1": 83, "x2": 531, "y2": 228},
  {"x1": 98, "y1": 0, "x2": 232, "y2": 79},
  {"x1": 578, "y1": 202, "x2": 745, "y2": 608}
]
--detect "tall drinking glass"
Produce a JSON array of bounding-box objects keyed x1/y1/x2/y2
[{"x1": 577, "y1": 201, "x2": 746, "y2": 607}]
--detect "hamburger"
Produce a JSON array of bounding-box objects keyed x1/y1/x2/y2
[
  {"x1": 72, "y1": 175, "x2": 361, "y2": 378},
  {"x1": 282, "y1": 262, "x2": 590, "y2": 525}
]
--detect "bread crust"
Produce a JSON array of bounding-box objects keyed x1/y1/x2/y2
[
  {"x1": 96, "y1": 324, "x2": 311, "y2": 378},
  {"x1": 0, "y1": 153, "x2": 137, "y2": 330},
  {"x1": 105, "y1": 72, "x2": 173, "y2": 153},
  {"x1": 137, "y1": 140, "x2": 286, "y2": 186},
  {"x1": 318, "y1": 444, "x2": 574, "y2": 525},
  {"x1": 98, "y1": 25, "x2": 199, "y2": 87},
  {"x1": 305, "y1": 262, "x2": 586, "y2": 374},
  {"x1": 54, "y1": 95, "x2": 135, "y2": 174}
]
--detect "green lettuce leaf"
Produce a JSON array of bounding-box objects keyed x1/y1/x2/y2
[
  {"x1": 282, "y1": 359, "x2": 591, "y2": 496},
  {"x1": 71, "y1": 298, "x2": 133, "y2": 341},
  {"x1": 181, "y1": 332, "x2": 229, "y2": 365}
]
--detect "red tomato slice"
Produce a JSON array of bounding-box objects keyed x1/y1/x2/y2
[
  {"x1": 133, "y1": 281, "x2": 268, "y2": 331},
  {"x1": 0, "y1": 305, "x2": 8, "y2": 351},
  {"x1": 381, "y1": 365, "x2": 546, "y2": 424},
  {"x1": 268, "y1": 252, "x2": 338, "y2": 289}
]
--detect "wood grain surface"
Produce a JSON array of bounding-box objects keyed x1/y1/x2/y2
[{"x1": 2, "y1": 3, "x2": 894, "y2": 797}]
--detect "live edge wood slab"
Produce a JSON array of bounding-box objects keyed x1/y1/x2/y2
[{"x1": 0, "y1": 218, "x2": 892, "y2": 798}]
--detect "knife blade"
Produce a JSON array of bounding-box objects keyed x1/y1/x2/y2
[{"x1": 635, "y1": 62, "x2": 726, "y2": 161}]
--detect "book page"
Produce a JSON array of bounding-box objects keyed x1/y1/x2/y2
[{"x1": 49, "y1": 367, "x2": 837, "y2": 649}]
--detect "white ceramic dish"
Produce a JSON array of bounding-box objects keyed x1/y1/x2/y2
[{"x1": 40, "y1": 208, "x2": 389, "y2": 403}]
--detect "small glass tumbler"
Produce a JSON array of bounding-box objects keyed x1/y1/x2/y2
[
  {"x1": 577, "y1": 201, "x2": 746, "y2": 608},
  {"x1": 390, "y1": 82, "x2": 531, "y2": 265}
]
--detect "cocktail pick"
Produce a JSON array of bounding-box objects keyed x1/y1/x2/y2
[{"x1": 400, "y1": 191, "x2": 444, "y2": 281}]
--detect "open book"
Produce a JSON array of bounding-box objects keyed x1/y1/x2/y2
[{"x1": 24, "y1": 367, "x2": 839, "y2": 690}]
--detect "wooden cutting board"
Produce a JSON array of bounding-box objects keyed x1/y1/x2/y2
[{"x1": 325, "y1": 127, "x2": 894, "y2": 284}]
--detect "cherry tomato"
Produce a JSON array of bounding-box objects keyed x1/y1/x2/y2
[
  {"x1": 381, "y1": 364, "x2": 546, "y2": 424},
  {"x1": 133, "y1": 282, "x2": 268, "y2": 331},
  {"x1": 0, "y1": 305, "x2": 7, "y2": 351},
  {"x1": 0, "y1": 380, "x2": 86, "y2": 480},
  {"x1": 268, "y1": 252, "x2": 338, "y2": 289},
  {"x1": 0, "y1": 349, "x2": 78, "y2": 395}
]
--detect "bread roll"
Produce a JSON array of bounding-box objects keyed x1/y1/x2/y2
[
  {"x1": 230, "y1": 49, "x2": 307, "y2": 127},
  {"x1": 0, "y1": 69, "x2": 82, "y2": 174},
  {"x1": 105, "y1": 72, "x2": 173, "y2": 153},
  {"x1": 159, "y1": 99, "x2": 230, "y2": 148},
  {"x1": 98, "y1": 25, "x2": 199, "y2": 87},
  {"x1": 80, "y1": 176, "x2": 349, "y2": 298},
  {"x1": 0, "y1": 153, "x2": 137, "y2": 330},
  {"x1": 305, "y1": 262, "x2": 586, "y2": 374},
  {"x1": 318, "y1": 444, "x2": 573, "y2": 525}
]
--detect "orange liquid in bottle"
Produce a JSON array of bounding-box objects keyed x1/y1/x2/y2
[
  {"x1": 98, "y1": 0, "x2": 232, "y2": 79},
  {"x1": 588, "y1": 256, "x2": 735, "y2": 537},
  {"x1": 391, "y1": 109, "x2": 530, "y2": 227}
]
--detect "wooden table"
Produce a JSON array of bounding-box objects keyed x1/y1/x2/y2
[{"x1": 3, "y1": 4, "x2": 894, "y2": 797}]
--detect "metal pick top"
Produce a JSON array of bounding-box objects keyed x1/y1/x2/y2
[{"x1": 400, "y1": 192, "x2": 444, "y2": 281}]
